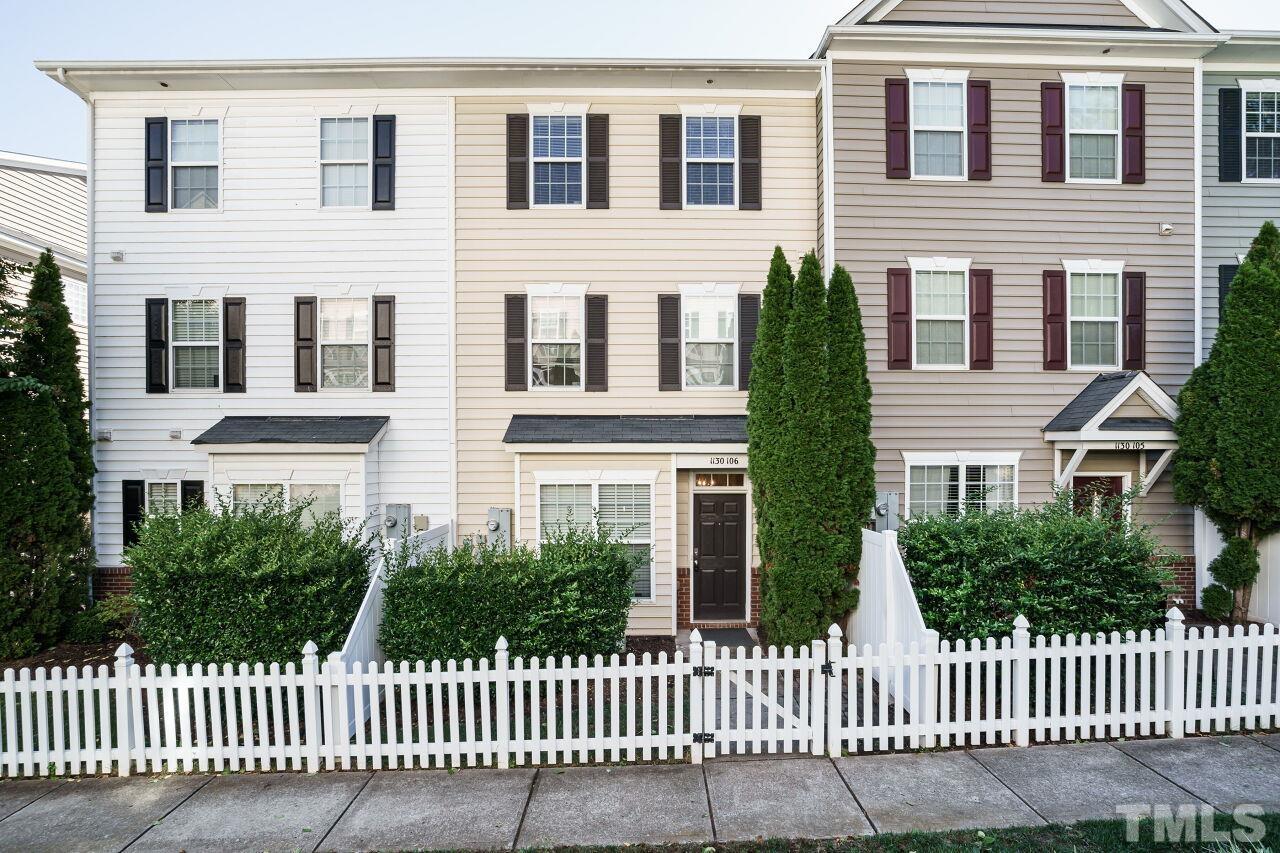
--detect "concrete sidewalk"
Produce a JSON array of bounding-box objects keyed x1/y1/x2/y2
[{"x1": 0, "y1": 734, "x2": 1277, "y2": 851}]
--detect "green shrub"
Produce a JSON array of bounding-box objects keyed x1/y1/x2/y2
[
  {"x1": 379, "y1": 524, "x2": 636, "y2": 663},
  {"x1": 67, "y1": 608, "x2": 107, "y2": 645},
  {"x1": 1201, "y1": 583, "x2": 1234, "y2": 621},
  {"x1": 898, "y1": 494, "x2": 1174, "y2": 639},
  {"x1": 127, "y1": 495, "x2": 375, "y2": 664},
  {"x1": 1207, "y1": 536, "x2": 1261, "y2": 590}
]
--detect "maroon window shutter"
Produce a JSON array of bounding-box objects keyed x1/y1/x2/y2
[
  {"x1": 585, "y1": 294, "x2": 608, "y2": 392},
  {"x1": 372, "y1": 295, "x2": 395, "y2": 392},
  {"x1": 967, "y1": 81, "x2": 992, "y2": 181},
  {"x1": 1122, "y1": 84, "x2": 1146, "y2": 184},
  {"x1": 885, "y1": 79, "x2": 911, "y2": 179},
  {"x1": 1041, "y1": 83, "x2": 1066, "y2": 183},
  {"x1": 294, "y1": 297, "x2": 318, "y2": 392},
  {"x1": 659, "y1": 115, "x2": 682, "y2": 210},
  {"x1": 1042, "y1": 270, "x2": 1067, "y2": 370},
  {"x1": 738, "y1": 115, "x2": 762, "y2": 210},
  {"x1": 223, "y1": 297, "x2": 246, "y2": 393},
  {"x1": 1122, "y1": 271, "x2": 1146, "y2": 370},
  {"x1": 145, "y1": 298, "x2": 168, "y2": 393},
  {"x1": 506, "y1": 114, "x2": 529, "y2": 210},
  {"x1": 586, "y1": 114, "x2": 609, "y2": 209},
  {"x1": 658, "y1": 294, "x2": 681, "y2": 390},
  {"x1": 505, "y1": 294, "x2": 528, "y2": 391},
  {"x1": 887, "y1": 268, "x2": 912, "y2": 369},
  {"x1": 969, "y1": 269, "x2": 994, "y2": 370}
]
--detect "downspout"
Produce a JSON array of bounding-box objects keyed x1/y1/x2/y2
[
  {"x1": 1193, "y1": 57, "x2": 1204, "y2": 367},
  {"x1": 75, "y1": 72, "x2": 99, "y2": 598},
  {"x1": 822, "y1": 57, "x2": 836, "y2": 281}
]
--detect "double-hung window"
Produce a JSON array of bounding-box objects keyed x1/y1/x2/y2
[
  {"x1": 538, "y1": 479, "x2": 654, "y2": 600},
  {"x1": 907, "y1": 70, "x2": 968, "y2": 179},
  {"x1": 529, "y1": 294, "x2": 583, "y2": 388},
  {"x1": 1244, "y1": 83, "x2": 1280, "y2": 181},
  {"x1": 170, "y1": 119, "x2": 219, "y2": 209},
  {"x1": 1067, "y1": 267, "x2": 1122, "y2": 369},
  {"x1": 320, "y1": 117, "x2": 370, "y2": 207},
  {"x1": 171, "y1": 299, "x2": 220, "y2": 390},
  {"x1": 911, "y1": 265, "x2": 968, "y2": 368},
  {"x1": 682, "y1": 294, "x2": 736, "y2": 388},
  {"x1": 531, "y1": 115, "x2": 584, "y2": 206},
  {"x1": 905, "y1": 453, "x2": 1018, "y2": 517},
  {"x1": 232, "y1": 483, "x2": 284, "y2": 510},
  {"x1": 319, "y1": 298, "x2": 370, "y2": 390},
  {"x1": 684, "y1": 116, "x2": 736, "y2": 206},
  {"x1": 1063, "y1": 74, "x2": 1122, "y2": 182},
  {"x1": 289, "y1": 483, "x2": 342, "y2": 527}
]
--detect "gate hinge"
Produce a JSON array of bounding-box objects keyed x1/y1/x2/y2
[
  {"x1": 693, "y1": 732, "x2": 715, "y2": 743},
  {"x1": 692, "y1": 665, "x2": 716, "y2": 676},
  {"x1": 820, "y1": 663, "x2": 834, "y2": 676}
]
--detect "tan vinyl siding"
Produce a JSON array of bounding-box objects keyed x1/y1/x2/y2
[
  {"x1": 878, "y1": 0, "x2": 1145, "y2": 27},
  {"x1": 830, "y1": 60, "x2": 1195, "y2": 554}
]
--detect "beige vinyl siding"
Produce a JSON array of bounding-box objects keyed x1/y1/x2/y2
[
  {"x1": 830, "y1": 60, "x2": 1195, "y2": 554},
  {"x1": 878, "y1": 0, "x2": 1145, "y2": 27},
  {"x1": 454, "y1": 94, "x2": 819, "y2": 544}
]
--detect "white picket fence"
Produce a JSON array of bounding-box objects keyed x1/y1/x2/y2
[{"x1": 1, "y1": 609, "x2": 1277, "y2": 777}]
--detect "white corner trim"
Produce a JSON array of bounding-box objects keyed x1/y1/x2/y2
[
  {"x1": 678, "y1": 103, "x2": 742, "y2": 117},
  {"x1": 907, "y1": 256, "x2": 971, "y2": 273},
  {"x1": 679, "y1": 281, "x2": 740, "y2": 297},
  {"x1": 1060, "y1": 71, "x2": 1125, "y2": 86},
  {"x1": 532, "y1": 469, "x2": 660, "y2": 485},
  {"x1": 526, "y1": 102, "x2": 590, "y2": 115},
  {"x1": 1239, "y1": 78, "x2": 1280, "y2": 92},
  {"x1": 526, "y1": 282, "x2": 588, "y2": 297},
  {"x1": 901, "y1": 450, "x2": 1023, "y2": 467},
  {"x1": 904, "y1": 68, "x2": 970, "y2": 83},
  {"x1": 1061, "y1": 258, "x2": 1126, "y2": 275}
]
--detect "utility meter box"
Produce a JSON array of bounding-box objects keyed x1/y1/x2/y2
[
  {"x1": 486, "y1": 507, "x2": 512, "y2": 550},
  {"x1": 384, "y1": 503, "x2": 411, "y2": 539},
  {"x1": 873, "y1": 492, "x2": 900, "y2": 532}
]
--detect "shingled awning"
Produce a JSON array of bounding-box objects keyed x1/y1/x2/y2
[
  {"x1": 503, "y1": 414, "x2": 747, "y2": 445},
  {"x1": 191, "y1": 416, "x2": 389, "y2": 446}
]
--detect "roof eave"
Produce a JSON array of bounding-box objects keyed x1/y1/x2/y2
[{"x1": 817, "y1": 25, "x2": 1227, "y2": 59}]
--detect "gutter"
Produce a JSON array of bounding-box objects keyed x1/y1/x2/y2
[
  {"x1": 813, "y1": 24, "x2": 1229, "y2": 58},
  {"x1": 35, "y1": 56, "x2": 826, "y2": 75}
]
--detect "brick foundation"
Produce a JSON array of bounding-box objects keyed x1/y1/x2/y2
[
  {"x1": 93, "y1": 566, "x2": 134, "y2": 601},
  {"x1": 676, "y1": 566, "x2": 761, "y2": 630},
  {"x1": 1168, "y1": 555, "x2": 1196, "y2": 609}
]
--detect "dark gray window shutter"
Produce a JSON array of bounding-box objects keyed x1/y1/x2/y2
[
  {"x1": 739, "y1": 115, "x2": 762, "y2": 211},
  {"x1": 372, "y1": 295, "x2": 395, "y2": 391},
  {"x1": 1122, "y1": 271, "x2": 1146, "y2": 371},
  {"x1": 506, "y1": 114, "x2": 529, "y2": 210},
  {"x1": 738, "y1": 293, "x2": 760, "y2": 389},
  {"x1": 585, "y1": 294, "x2": 608, "y2": 391},
  {"x1": 180, "y1": 480, "x2": 206, "y2": 511},
  {"x1": 372, "y1": 115, "x2": 396, "y2": 210},
  {"x1": 122, "y1": 480, "x2": 145, "y2": 548},
  {"x1": 659, "y1": 115, "x2": 682, "y2": 210},
  {"x1": 223, "y1": 297, "x2": 246, "y2": 393},
  {"x1": 1219, "y1": 264, "x2": 1240, "y2": 315},
  {"x1": 294, "y1": 297, "x2": 318, "y2": 392},
  {"x1": 145, "y1": 298, "x2": 168, "y2": 393},
  {"x1": 658, "y1": 294, "x2": 681, "y2": 390},
  {"x1": 505, "y1": 294, "x2": 528, "y2": 391},
  {"x1": 145, "y1": 117, "x2": 168, "y2": 212},
  {"x1": 1219, "y1": 88, "x2": 1243, "y2": 183},
  {"x1": 586, "y1": 114, "x2": 609, "y2": 209}
]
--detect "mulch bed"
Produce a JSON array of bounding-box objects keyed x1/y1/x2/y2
[
  {"x1": 0, "y1": 638, "x2": 150, "y2": 672},
  {"x1": 625, "y1": 636, "x2": 678, "y2": 658}
]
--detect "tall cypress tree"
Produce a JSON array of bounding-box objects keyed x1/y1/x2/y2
[
  {"x1": 826, "y1": 263, "x2": 875, "y2": 575},
  {"x1": 16, "y1": 250, "x2": 94, "y2": 514},
  {"x1": 746, "y1": 247, "x2": 794, "y2": 567}
]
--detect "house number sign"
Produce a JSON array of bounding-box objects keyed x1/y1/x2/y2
[
  {"x1": 707, "y1": 456, "x2": 741, "y2": 466},
  {"x1": 1113, "y1": 441, "x2": 1145, "y2": 450}
]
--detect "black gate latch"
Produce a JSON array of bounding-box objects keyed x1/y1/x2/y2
[
  {"x1": 692, "y1": 665, "x2": 715, "y2": 676},
  {"x1": 820, "y1": 663, "x2": 834, "y2": 676},
  {"x1": 693, "y1": 732, "x2": 715, "y2": 743}
]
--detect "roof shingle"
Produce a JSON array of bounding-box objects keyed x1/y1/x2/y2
[
  {"x1": 191, "y1": 416, "x2": 389, "y2": 445},
  {"x1": 503, "y1": 414, "x2": 747, "y2": 444}
]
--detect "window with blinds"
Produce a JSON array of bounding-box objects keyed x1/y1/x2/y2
[
  {"x1": 289, "y1": 483, "x2": 341, "y2": 527},
  {"x1": 232, "y1": 483, "x2": 284, "y2": 510},
  {"x1": 538, "y1": 484, "x2": 592, "y2": 537},
  {"x1": 908, "y1": 463, "x2": 1015, "y2": 517},
  {"x1": 146, "y1": 482, "x2": 179, "y2": 514},
  {"x1": 171, "y1": 299, "x2": 220, "y2": 389},
  {"x1": 599, "y1": 483, "x2": 653, "y2": 599}
]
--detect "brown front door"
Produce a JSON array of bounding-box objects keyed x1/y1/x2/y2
[
  {"x1": 693, "y1": 493, "x2": 747, "y2": 621},
  {"x1": 1072, "y1": 475, "x2": 1125, "y2": 518}
]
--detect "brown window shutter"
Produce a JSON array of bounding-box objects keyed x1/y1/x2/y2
[
  {"x1": 144, "y1": 117, "x2": 168, "y2": 212},
  {"x1": 294, "y1": 296, "x2": 318, "y2": 392},
  {"x1": 1122, "y1": 271, "x2": 1146, "y2": 370},
  {"x1": 1219, "y1": 88, "x2": 1243, "y2": 183},
  {"x1": 967, "y1": 81, "x2": 992, "y2": 181},
  {"x1": 584, "y1": 294, "x2": 609, "y2": 391},
  {"x1": 586, "y1": 114, "x2": 609, "y2": 209},
  {"x1": 372, "y1": 295, "x2": 395, "y2": 392},
  {"x1": 506, "y1": 114, "x2": 529, "y2": 210},
  {"x1": 659, "y1": 115, "x2": 682, "y2": 210},
  {"x1": 145, "y1": 297, "x2": 168, "y2": 393},
  {"x1": 1042, "y1": 270, "x2": 1067, "y2": 370},
  {"x1": 1121, "y1": 84, "x2": 1145, "y2": 184},
  {"x1": 887, "y1": 268, "x2": 911, "y2": 369},
  {"x1": 1041, "y1": 82, "x2": 1066, "y2": 183},
  {"x1": 738, "y1": 115, "x2": 762, "y2": 210},
  {"x1": 372, "y1": 114, "x2": 396, "y2": 210},
  {"x1": 223, "y1": 297, "x2": 246, "y2": 393},
  {"x1": 885, "y1": 79, "x2": 911, "y2": 179},
  {"x1": 969, "y1": 269, "x2": 994, "y2": 370},
  {"x1": 122, "y1": 480, "x2": 145, "y2": 548},
  {"x1": 180, "y1": 480, "x2": 206, "y2": 512},
  {"x1": 505, "y1": 294, "x2": 528, "y2": 391},
  {"x1": 738, "y1": 293, "x2": 760, "y2": 390},
  {"x1": 658, "y1": 294, "x2": 681, "y2": 390}
]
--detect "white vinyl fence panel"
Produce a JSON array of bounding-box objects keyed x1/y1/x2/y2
[{"x1": 1195, "y1": 512, "x2": 1280, "y2": 624}]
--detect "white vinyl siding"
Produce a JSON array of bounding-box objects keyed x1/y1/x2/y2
[
  {"x1": 320, "y1": 118, "x2": 370, "y2": 207},
  {"x1": 319, "y1": 298, "x2": 370, "y2": 390},
  {"x1": 170, "y1": 119, "x2": 219, "y2": 209},
  {"x1": 529, "y1": 295, "x2": 583, "y2": 388},
  {"x1": 1068, "y1": 272, "x2": 1121, "y2": 369},
  {"x1": 1066, "y1": 84, "x2": 1121, "y2": 182},
  {"x1": 907, "y1": 462, "x2": 1016, "y2": 517},
  {"x1": 682, "y1": 295, "x2": 736, "y2": 388},
  {"x1": 171, "y1": 299, "x2": 220, "y2": 390}
]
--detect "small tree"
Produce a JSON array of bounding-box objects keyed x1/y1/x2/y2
[
  {"x1": 746, "y1": 247, "x2": 794, "y2": 567},
  {"x1": 0, "y1": 256, "x2": 35, "y2": 390},
  {"x1": 16, "y1": 250, "x2": 93, "y2": 514},
  {"x1": 1173, "y1": 220, "x2": 1280, "y2": 621}
]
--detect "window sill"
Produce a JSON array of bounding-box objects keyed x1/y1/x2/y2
[
  {"x1": 909, "y1": 175, "x2": 969, "y2": 183},
  {"x1": 1065, "y1": 178, "x2": 1122, "y2": 185},
  {"x1": 1065, "y1": 365, "x2": 1121, "y2": 372}
]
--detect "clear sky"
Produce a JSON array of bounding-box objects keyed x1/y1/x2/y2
[{"x1": 4, "y1": 0, "x2": 1276, "y2": 162}]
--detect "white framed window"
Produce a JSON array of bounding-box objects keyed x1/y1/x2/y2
[
  {"x1": 1064, "y1": 260, "x2": 1123, "y2": 370},
  {"x1": 319, "y1": 117, "x2": 370, "y2": 208},
  {"x1": 904, "y1": 452, "x2": 1019, "y2": 518},
  {"x1": 531, "y1": 114, "x2": 584, "y2": 206},
  {"x1": 909, "y1": 258, "x2": 969, "y2": 369},
  {"x1": 1242, "y1": 80, "x2": 1280, "y2": 182},
  {"x1": 65, "y1": 280, "x2": 87, "y2": 331},
  {"x1": 288, "y1": 483, "x2": 342, "y2": 527},
  {"x1": 170, "y1": 119, "x2": 220, "y2": 209},
  {"x1": 170, "y1": 299, "x2": 220, "y2": 390},
  {"x1": 529, "y1": 292, "x2": 584, "y2": 389},
  {"x1": 907, "y1": 69, "x2": 968, "y2": 180},
  {"x1": 682, "y1": 294, "x2": 737, "y2": 389},
  {"x1": 231, "y1": 483, "x2": 283, "y2": 510},
  {"x1": 319, "y1": 297, "x2": 370, "y2": 390},
  {"x1": 684, "y1": 114, "x2": 737, "y2": 207},
  {"x1": 1062, "y1": 73, "x2": 1122, "y2": 183},
  {"x1": 145, "y1": 481, "x2": 180, "y2": 514}
]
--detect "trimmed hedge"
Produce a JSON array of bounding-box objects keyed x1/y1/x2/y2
[
  {"x1": 379, "y1": 525, "x2": 635, "y2": 663},
  {"x1": 898, "y1": 494, "x2": 1174, "y2": 639},
  {"x1": 127, "y1": 495, "x2": 375, "y2": 664}
]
